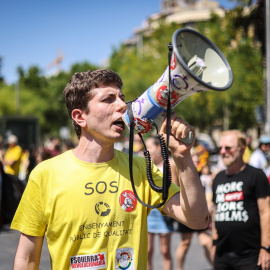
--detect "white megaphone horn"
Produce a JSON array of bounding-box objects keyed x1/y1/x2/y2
[{"x1": 122, "y1": 28, "x2": 233, "y2": 144}]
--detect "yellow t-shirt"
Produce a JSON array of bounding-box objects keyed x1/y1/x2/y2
[
  {"x1": 11, "y1": 149, "x2": 179, "y2": 270},
  {"x1": 243, "y1": 147, "x2": 252, "y2": 163},
  {"x1": 4, "y1": 145, "x2": 23, "y2": 176}
]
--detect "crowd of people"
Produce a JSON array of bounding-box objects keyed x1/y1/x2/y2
[
  {"x1": 0, "y1": 128, "x2": 270, "y2": 270},
  {"x1": 0, "y1": 69, "x2": 269, "y2": 270},
  {"x1": 0, "y1": 135, "x2": 75, "y2": 183},
  {"x1": 115, "y1": 130, "x2": 270, "y2": 270}
]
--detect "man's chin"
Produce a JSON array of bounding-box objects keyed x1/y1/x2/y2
[
  {"x1": 222, "y1": 158, "x2": 230, "y2": 167},
  {"x1": 112, "y1": 132, "x2": 125, "y2": 142}
]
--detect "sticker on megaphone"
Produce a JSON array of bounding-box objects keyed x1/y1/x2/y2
[
  {"x1": 122, "y1": 81, "x2": 194, "y2": 145},
  {"x1": 122, "y1": 85, "x2": 168, "y2": 134}
]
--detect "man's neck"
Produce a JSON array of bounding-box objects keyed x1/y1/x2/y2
[
  {"x1": 73, "y1": 137, "x2": 115, "y2": 163},
  {"x1": 226, "y1": 161, "x2": 246, "y2": 175}
]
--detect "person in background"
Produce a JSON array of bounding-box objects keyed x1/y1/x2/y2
[
  {"x1": 36, "y1": 147, "x2": 54, "y2": 164},
  {"x1": 212, "y1": 130, "x2": 270, "y2": 270},
  {"x1": 11, "y1": 69, "x2": 208, "y2": 270},
  {"x1": 146, "y1": 136, "x2": 178, "y2": 270},
  {"x1": 133, "y1": 133, "x2": 144, "y2": 156},
  {"x1": 175, "y1": 149, "x2": 213, "y2": 270},
  {"x1": 249, "y1": 134, "x2": 270, "y2": 177},
  {"x1": 0, "y1": 160, "x2": 4, "y2": 228},
  {"x1": 2, "y1": 135, "x2": 22, "y2": 177},
  {"x1": 45, "y1": 137, "x2": 61, "y2": 157},
  {"x1": 0, "y1": 134, "x2": 3, "y2": 152},
  {"x1": 243, "y1": 135, "x2": 253, "y2": 163},
  {"x1": 22, "y1": 145, "x2": 39, "y2": 184},
  {"x1": 200, "y1": 164, "x2": 214, "y2": 214},
  {"x1": 62, "y1": 140, "x2": 76, "y2": 153},
  {"x1": 18, "y1": 147, "x2": 30, "y2": 183},
  {"x1": 195, "y1": 140, "x2": 210, "y2": 173}
]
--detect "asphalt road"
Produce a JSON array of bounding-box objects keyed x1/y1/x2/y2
[{"x1": 0, "y1": 224, "x2": 213, "y2": 270}]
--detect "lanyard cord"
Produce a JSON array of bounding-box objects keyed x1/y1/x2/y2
[
  {"x1": 126, "y1": 43, "x2": 173, "y2": 209},
  {"x1": 127, "y1": 102, "x2": 168, "y2": 208},
  {"x1": 164, "y1": 42, "x2": 173, "y2": 201}
]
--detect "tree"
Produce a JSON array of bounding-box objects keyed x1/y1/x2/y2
[
  {"x1": 0, "y1": 56, "x2": 4, "y2": 83},
  {"x1": 109, "y1": 21, "x2": 181, "y2": 101},
  {"x1": 0, "y1": 4, "x2": 264, "y2": 138},
  {"x1": 109, "y1": 9, "x2": 264, "y2": 133},
  {"x1": 0, "y1": 61, "x2": 101, "y2": 138},
  {"x1": 0, "y1": 83, "x2": 17, "y2": 115}
]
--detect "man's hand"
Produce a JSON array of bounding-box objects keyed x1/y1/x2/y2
[
  {"x1": 258, "y1": 248, "x2": 270, "y2": 270},
  {"x1": 159, "y1": 112, "x2": 195, "y2": 158},
  {"x1": 160, "y1": 112, "x2": 209, "y2": 230}
]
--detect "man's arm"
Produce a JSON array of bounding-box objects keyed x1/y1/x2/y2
[
  {"x1": 13, "y1": 233, "x2": 44, "y2": 270},
  {"x1": 211, "y1": 208, "x2": 218, "y2": 260},
  {"x1": 161, "y1": 113, "x2": 209, "y2": 230},
  {"x1": 257, "y1": 196, "x2": 270, "y2": 270}
]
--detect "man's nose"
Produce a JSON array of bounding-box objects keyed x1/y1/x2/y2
[{"x1": 116, "y1": 98, "x2": 127, "y2": 113}]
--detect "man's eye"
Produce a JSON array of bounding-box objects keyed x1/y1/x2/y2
[{"x1": 103, "y1": 97, "x2": 115, "y2": 102}]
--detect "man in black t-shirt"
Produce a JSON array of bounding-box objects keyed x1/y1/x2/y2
[{"x1": 212, "y1": 130, "x2": 270, "y2": 270}]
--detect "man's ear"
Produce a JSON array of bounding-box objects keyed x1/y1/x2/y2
[{"x1": 72, "y1": 109, "x2": 87, "y2": 128}]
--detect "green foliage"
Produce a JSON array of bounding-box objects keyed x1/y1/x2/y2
[
  {"x1": 225, "y1": 42, "x2": 263, "y2": 130},
  {"x1": 0, "y1": 62, "x2": 101, "y2": 138},
  {"x1": 109, "y1": 22, "x2": 181, "y2": 102},
  {"x1": 0, "y1": 84, "x2": 16, "y2": 115},
  {"x1": 109, "y1": 8, "x2": 263, "y2": 132},
  {"x1": 0, "y1": 56, "x2": 4, "y2": 83},
  {"x1": 69, "y1": 62, "x2": 99, "y2": 74},
  {"x1": 0, "y1": 5, "x2": 264, "y2": 138}
]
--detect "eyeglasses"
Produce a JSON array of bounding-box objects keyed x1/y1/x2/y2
[{"x1": 217, "y1": 146, "x2": 236, "y2": 152}]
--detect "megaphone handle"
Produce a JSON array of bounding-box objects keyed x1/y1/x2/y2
[{"x1": 172, "y1": 130, "x2": 193, "y2": 145}]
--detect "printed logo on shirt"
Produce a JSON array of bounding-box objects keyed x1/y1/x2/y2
[
  {"x1": 119, "y1": 190, "x2": 137, "y2": 212},
  {"x1": 95, "y1": 202, "x2": 111, "y2": 216},
  {"x1": 115, "y1": 248, "x2": 135, "y2": 270},
  {"x1": 225, "y1": 191, "x2": 243, "y2": 202},
  {"x1": 70, "y1": 252, "x2": 107, "y2": 269},
  {"x1": 214, "y1": 181, "x2": 249, "y2": 223}
]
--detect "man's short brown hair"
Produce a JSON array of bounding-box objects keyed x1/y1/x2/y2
[{"x1": 63, "y1": 69, "x2": 123, "y2": 139}]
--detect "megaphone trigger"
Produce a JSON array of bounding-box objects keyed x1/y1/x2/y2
[{"x1": 171, "y1": 130, "x2": 194, "y2": 145}]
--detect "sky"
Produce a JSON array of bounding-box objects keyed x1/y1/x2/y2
[{"x1": 0, "y1": 0, "x2": 236, "y2": 85}]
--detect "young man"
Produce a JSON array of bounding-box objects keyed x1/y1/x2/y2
[
  {"x1": 212, "y1": 130, "x2": 270, "y2": 270},
  {"x1": 11, "y1": 69, "x2": 208, "y2": 270}
]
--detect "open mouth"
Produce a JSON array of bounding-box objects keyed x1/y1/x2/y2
[{"x1": 113, "y1": 118, "x2": 125, "y2": 130}]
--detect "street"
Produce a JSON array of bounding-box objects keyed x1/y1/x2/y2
[{"x1": 0, "y1": 224, "x2": 213, "y2": 270}]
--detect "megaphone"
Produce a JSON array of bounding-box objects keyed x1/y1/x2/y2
[{"x1": 122, "y1": 28, "x2": 233, "y2": 141}]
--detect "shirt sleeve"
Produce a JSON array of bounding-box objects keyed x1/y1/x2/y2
[
  {"x1": 10, "y1": 170, "x2": 47, "y2": 236},
  {"x1": 254, "y1": 168, "x2": 270, "y2": 198}
]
